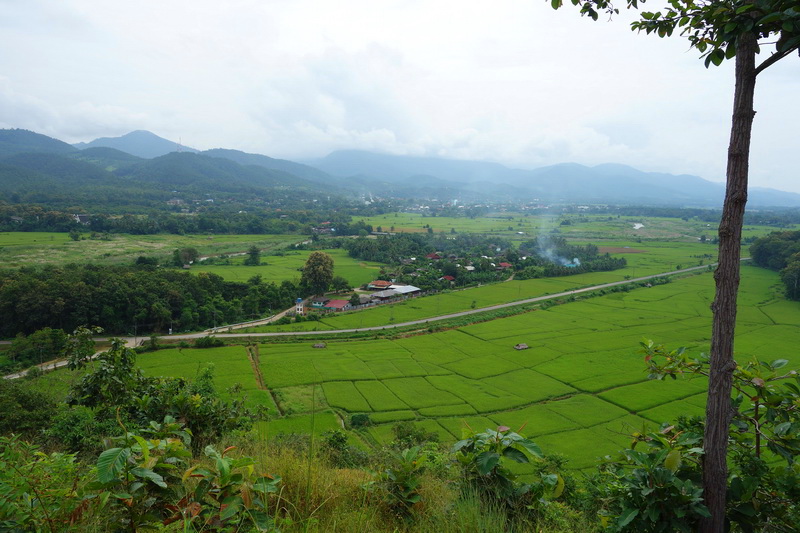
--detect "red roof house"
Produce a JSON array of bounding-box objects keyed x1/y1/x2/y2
[
  {"x1": 441, "y1": 275, "x2": 455, "y2": 282},
  {"x1": 425, "y1": 252, "x2": 441, "y2": 260},
  {"x1": 322, "y1": 299, "x2": 350, "y2": 311},
  {"x1": 367, "y1": 280, "x2": 393, "y2": 290},
  {"x1": 498, "y1": 262, "x2": 513, "y2": 269}
]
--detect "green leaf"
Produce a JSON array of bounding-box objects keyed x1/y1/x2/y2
[
  {"x1": 552, "y1": 473, "x2": 565, "y2": 498},
  {"x1": 757, "y1": 13, "x2": 782, "y2": 25},
  {"x1": 771, "y1": 359, "x2": 788, "y2": 369},
  {"x1": 132, "y1": 435, "x2": 150, "y2": 464},
  {"x1": 475, "y1": 451, "x2": 500, "y2": 475},
  {"x1": 253, "y1": 475, "x2": 281, "y2": 494},
  {"x1": 97, "y1": 447, "x2": 131, "y2": 484},
  {"x1": 517, "y1": 438, "x2": 543, "y2": 458},
  {"x1": 618, "y1": 508, "x2": 639, "y2": 527},
  {"x1": 130, "y1": 467, "x2": 167, "y2": 488},
  {"x1": 664, "y1": 449, "x2": 682, "y2": 472},
  {"x1": 502, "y1": 447, "x2": 529, "y2": 464},
  {"x1": 220, "y1": 497, "x2": 242, "y2": 521}
]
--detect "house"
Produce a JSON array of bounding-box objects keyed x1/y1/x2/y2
[
  {"x1": 389, "y1": 284, "x2": 422, "y2": 296},
  {"x1": 323, "y1": 299, "x2": 350, "y2": 311},
  {"x1": 440, "y1": 275, "x2": 455, "y2": 282},
  {"x1": 514, "y1": 343, "x2": 530, "y2": 350},
  {"x1": 371, "y1": 289, "x2": 398, "y2": 301},
  {"x1": 313, "y1": 343, "x2": 326, "y2": 349},
  {"x1": 425, "y1": 252, "x2": 441, "y2": 260},
  {"x1": 311, "y1": 296, "x2": 330, "y2": 308},
  {"x1": 358, "y1": 294, "x2": 373, "y2": 305},
  {"x1": 367, "y1": 280, "x2": 393, "y2": 290},
  {"x1": 498, "y1": 262, "x2": 513, "y2": 270},
  {"x1": 73, "y1": 214, "x2": 91, "y2": 225}
]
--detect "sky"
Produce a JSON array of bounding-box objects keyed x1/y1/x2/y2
[{"x1": 1, "y1": 0, "x2": 798, "y2": 192}]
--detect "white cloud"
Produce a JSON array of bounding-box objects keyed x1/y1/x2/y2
[{"x1": 0, "y1": 0, "x2": 797, "y2": 192}]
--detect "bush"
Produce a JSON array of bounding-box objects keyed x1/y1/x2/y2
[
  {"x1": 0, "y1": 379, "x2": 56, "y2": 436},
  {"x1": 350, "y1": 413, "x2": 371, "y2": 428},
  {"x1": 320, "y1": 429, "x2": 368, "y2": 468},
  {"x1": 193, "y1": 335, "x2": 224, "y2": 348}
]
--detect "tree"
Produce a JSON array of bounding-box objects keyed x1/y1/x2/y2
[
  {"x1": 172, "y1": 247, "x2": 199, "y2": 267},
  {"x1": 243, "y1": 245, "x2": 261, "y2": 266},
  {"x1": 551, "y1": 1, "x2": 799, "y2": 529},
  {"x1": 300, "y1": 251, "x2": 334, "y2": 296},
  {"x1": 331, "y1": 275, "x2": 351, "y2": 292},
  {"x1": 349, "y1": 293, "x2": 361, "y2": 307}
]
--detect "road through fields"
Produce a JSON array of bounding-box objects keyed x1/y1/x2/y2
[{"x1": 4, "y1": 262, "x2": 724, "y2": 379}]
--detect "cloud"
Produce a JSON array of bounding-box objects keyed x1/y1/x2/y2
[{"x1": 0, "y1": 0, "x2": 798, "y2": 192}]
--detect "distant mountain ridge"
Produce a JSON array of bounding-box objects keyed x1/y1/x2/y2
[
  {"x1": 73, "y1": 130, "x2": 199, "y2": 158},
  {"x1": 2, "y1": 128, "x2": 800, "y2": 208},
  {"x1": 306, "y1": 150, "x2": 800, "y2": 207}
]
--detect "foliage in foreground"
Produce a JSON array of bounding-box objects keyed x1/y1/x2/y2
[{"x1": 3, "y1": 339, "x2": 800, "y2": 532}]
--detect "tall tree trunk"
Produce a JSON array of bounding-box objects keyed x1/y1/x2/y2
[{"x1": 701, "y1": 32, "x2": 757, "y2": 533}]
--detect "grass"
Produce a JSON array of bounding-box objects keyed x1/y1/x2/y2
[
  {"x1": 0, "y1": 232, "x2": 300, "y2": 268},
  {"x1": 193, "y1": 248, "x2": 385, "y2": 287}
]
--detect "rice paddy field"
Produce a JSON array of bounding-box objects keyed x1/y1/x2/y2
[
  {"x1": 0, "y1": 232, "x2": 301, "y2": 268},
  {"x1": 137, "y1": 263, "x2": 799, "y2": 471},
  {"x1": 192, "y1": 248, "x2": 385, "y2": 287},
  {"x1": 356, "y1": 212, "x2": 787, "y2": 242}
]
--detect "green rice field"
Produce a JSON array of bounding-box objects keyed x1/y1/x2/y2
[
  {"x1": 137, "y1": 264, "x2": 799, "y2": 470},
  {"x1": 356, "y1": 213, "x2": 787, "y2": 242},
  {"x1": 192, "y1": 248, "x2": 385, "y2": 286}
]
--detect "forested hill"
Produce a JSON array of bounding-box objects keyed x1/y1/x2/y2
[
  {"x1": 0, "y1": 129, "x2": 350, "y2": 210},
  {"x1": 4, "y1": 128, "x2": 800, "y2": 208},
  {"x1": 0, "y1": 128, "x2": 77, "y2": 157}
]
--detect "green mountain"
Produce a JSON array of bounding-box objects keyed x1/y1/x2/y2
[
  {"x1": 69, "y1": 146, "x2": 145, "y2": 173},
  {"x1": 122, "y1": 152, "x2": 321, "y2": 192},
  {"x1": 0, "y1": 129, "x2": 77, "y2": 157},
  {"x1": 203, "y1": 148, "x2": 337, "y2": 185}
]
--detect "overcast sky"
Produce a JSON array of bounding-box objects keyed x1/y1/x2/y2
[{"x1": 1, "y1": 0, "x2": 798, "y2": 192}]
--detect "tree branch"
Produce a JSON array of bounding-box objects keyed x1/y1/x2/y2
[{"x1": 755, "y1": 46, "x2": 799, "y2": 76}]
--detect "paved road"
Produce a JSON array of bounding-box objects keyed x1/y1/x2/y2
[{"x1": 4, "y1": 263, "x2": 718, "y2": 379}]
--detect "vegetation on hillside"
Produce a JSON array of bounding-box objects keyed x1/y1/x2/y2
[{"x1": 750, "y1": 230, "x2": 800, "y2": 299}]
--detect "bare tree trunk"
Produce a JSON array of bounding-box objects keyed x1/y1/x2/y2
[{"x1": 701, "y1": 32, "x2": 757, "y2": 533}]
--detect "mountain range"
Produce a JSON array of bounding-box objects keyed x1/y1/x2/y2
[{"x1": 1, "y1": 128, "x2": 799, "y2": 208}]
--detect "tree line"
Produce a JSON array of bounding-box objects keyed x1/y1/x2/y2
[
  {"x1": 0, "y1": 263, "x2": 300, "y2": 338},
  {"x1": 750, "y1": 230, "x2": 800, "y2": 300}
]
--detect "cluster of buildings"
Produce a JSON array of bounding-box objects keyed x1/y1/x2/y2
[{"x1": 295, "y1": 280, "x2": 423, "y2": 315}]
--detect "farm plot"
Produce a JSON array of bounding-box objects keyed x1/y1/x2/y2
[
  {"x1": 137, "y1": 265, "x2": 800, "y2": 469},
  {"x1": 138, "y1": 346, "x2": 279, "y2": 415}
]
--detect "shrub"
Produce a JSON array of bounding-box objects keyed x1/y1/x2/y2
[
  {"x1": 193, "y1": 335, "x2": 224, "y2": 348},
  {"x1": 350, "y1": 413, "x2": 371, "y2": 428}
]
